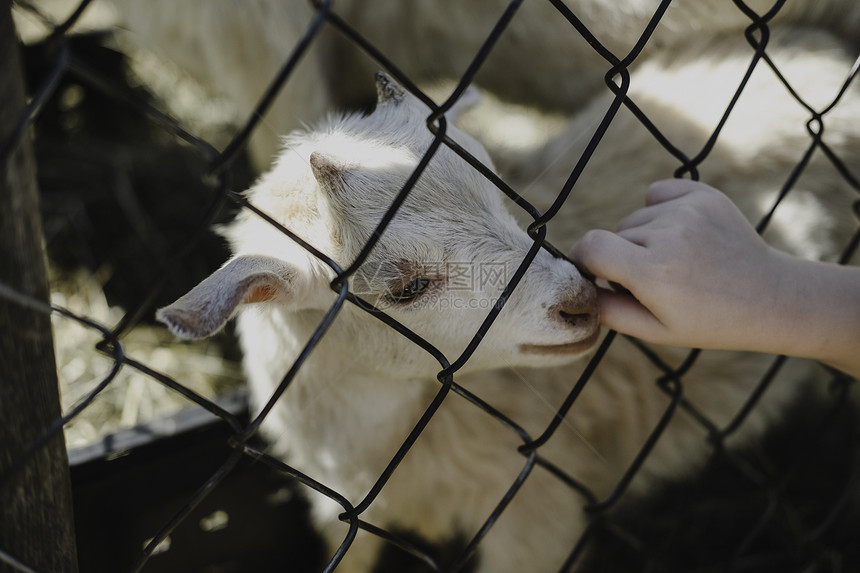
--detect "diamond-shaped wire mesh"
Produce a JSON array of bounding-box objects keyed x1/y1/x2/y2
[{"x1": 2, "y1": 1, "x2": 859, "y2": 572}]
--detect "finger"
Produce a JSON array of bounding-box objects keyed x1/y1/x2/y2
[
  {"x1": 615, "y1": 225, "x2": 657, "y2": 248},
  {"x1": 570, "y1": 229, "x2": 645, "y2": 286},
  {"x1": 645, "y1": 178, "x2": 712, "y2": 206},
  {"x1": 616, "y1": 203, "x2": 662, "y2": 233},
  {"x1": 595, "y1": 288, "x2": 667, "y2": 341},
  {"x1": 618, "y1": 181, "x2": 704, "y2": 231}
]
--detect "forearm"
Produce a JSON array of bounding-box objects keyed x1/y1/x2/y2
[{"x1": 767, "y1": 255, "x2": 860, "y2": 379}]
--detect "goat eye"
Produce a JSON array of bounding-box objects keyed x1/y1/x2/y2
[{"x1": 385, "y1": 277, "x2": 431, "y2": 303}]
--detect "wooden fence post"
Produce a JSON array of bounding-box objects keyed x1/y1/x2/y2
[{"x1": 0, "y1": 2, "x2": 80, "y2": 572}]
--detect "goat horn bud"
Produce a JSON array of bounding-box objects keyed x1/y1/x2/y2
[
  {"x1": 309, "y1": 151, "x2": 344, "y2": 192},
  {"x1": 375, "y1": 71, "x2": 405, "y2": 105}
]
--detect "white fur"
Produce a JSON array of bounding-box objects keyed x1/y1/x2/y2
[
  {"x1": 158, "y1": 74, "x2": 602, "y2": 571},
  {"x1": 517, "y1": 27, "x2": 860, "y2": 262},
  {"x1": 111, "y1": 0, "x2": 860, "y2": 169}
]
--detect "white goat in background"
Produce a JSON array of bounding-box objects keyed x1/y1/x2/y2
[
  {"x1": 157, "y1": 18, "x2": 860, "y2": 567},
  {"x1": 513, "y1": 26, "x2": 860, "y2": 263},
  {"x1": 111, "y1": 0, "x2": 860, "y2": 170}
]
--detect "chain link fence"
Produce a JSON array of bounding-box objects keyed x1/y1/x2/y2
[{"x1": 2, "y1": 0, "x2": 860, "y2": 572}]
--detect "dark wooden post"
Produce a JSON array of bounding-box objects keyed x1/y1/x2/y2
[{"x1": 0, "y1": 2, "x2": 79, "y2": 572}]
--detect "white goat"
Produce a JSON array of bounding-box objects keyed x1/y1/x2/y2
[
  {"x1": 112, "y1": 0, "x2": 860, "y2": 169},
  {"x1": 159, "y1": 73, "x2": 603, "y2": 572},
  {"x1": 513, "y1": 26, "x2": 860, "y2": 262}
]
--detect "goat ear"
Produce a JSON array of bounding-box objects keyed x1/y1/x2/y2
[
  {"x1": 375, "y1": 71, "x2": 405, "y2": 105},
  {"x1": 156, "y1": 255, "x2": 302, "y2": 340}
]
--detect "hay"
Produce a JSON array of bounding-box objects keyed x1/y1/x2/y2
[
  {"x1": 14, "y1": 10, "x2": 251, "y2": 451},
  {"x1": 51, "y1": 268, "x2": 243, "y2": 450}
]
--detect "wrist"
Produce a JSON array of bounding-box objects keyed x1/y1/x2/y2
[{"x1": 763, "y1": 253, "x2": 860, "y2": 377}]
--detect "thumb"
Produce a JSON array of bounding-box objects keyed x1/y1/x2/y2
[
  {"x1": 646, "y1": 178, "x2": 713, "y2": 206},
  {"x1": 596, "y1": 288, "x2": 666, "y2": 341}
]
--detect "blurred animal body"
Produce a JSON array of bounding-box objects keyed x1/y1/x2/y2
[{"x1": 112, "y1": 0, "x2": 860, "y2": 169}]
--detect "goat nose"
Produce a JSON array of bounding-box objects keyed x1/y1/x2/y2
[
  {"x1": 557, "y1": 307, "x2": 594, "y2": 328},
  {"x1": 549, "y1": 283, "x2": 598, "y2": 328}
]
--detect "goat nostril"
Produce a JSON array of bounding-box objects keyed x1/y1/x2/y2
[{"x1": 558, "y1": 309, "x2": 593, "y2": 327}]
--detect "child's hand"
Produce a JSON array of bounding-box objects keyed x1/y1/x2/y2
[
  {"x1": 570, "y1": 179, "x2": 787, "y2": 352},
  {"x1": 571, "y1": 178, "x2": 860, "y2": 378}
]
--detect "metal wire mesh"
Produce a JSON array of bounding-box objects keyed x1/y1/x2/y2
[{"x1": 2, "y1": 1, "x2": 860, "y2": 572}]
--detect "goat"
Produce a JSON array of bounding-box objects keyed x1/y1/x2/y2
[
  {"x1": 157, "y1": 25, "x2": 860, "y2": 572},
  {"x1": 512, "y1": 26, "x2": 860, "y2": 262},
  {"x1": 159, "y1": 73, "x2": 603, "y2": 572},
  {"x1": 112, "y1": 0, "x2": 860, "y2": 169}
]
